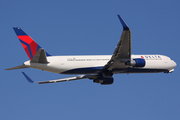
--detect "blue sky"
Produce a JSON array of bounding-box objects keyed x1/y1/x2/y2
[{"x1": 1, "y1": 0, "x2": 180, "y2": 120}]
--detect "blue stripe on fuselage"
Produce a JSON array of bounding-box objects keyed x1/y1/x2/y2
[
  {"x1": 61, "y1": 66, "x2": 103, "y2": 74},
  {"x1": 61, "y1": 66, "x2": 169, "y2": 75}
]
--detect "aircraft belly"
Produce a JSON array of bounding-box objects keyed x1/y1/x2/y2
[{"x1": 112, "y1": 68, "x2": 168, "y2": 74}]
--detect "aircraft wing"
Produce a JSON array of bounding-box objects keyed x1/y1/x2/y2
[
  {"x1": 112, "y1": 15, "x2": 131, "y2": 61},
  {"x1": 102, "y1": 15, "x2": 131, "y2": 72},
  {"x1": 22, "y1": 72, "x2": 98, "y2": 84}
]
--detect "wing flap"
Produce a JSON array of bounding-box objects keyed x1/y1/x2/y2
[
  {"x1": 111, "y1": 30, "x2": 131, "y2": 60},
  {"x1": 22, "y1": 72, "x2": 99, "y2": 84},
  {"x1": 38, "y1": 75, "x2": 87, "y2": 84}
]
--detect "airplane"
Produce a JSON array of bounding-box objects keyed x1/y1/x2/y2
[{"x1": 5, "y1": 15, "x2": 177, "y2": 85}]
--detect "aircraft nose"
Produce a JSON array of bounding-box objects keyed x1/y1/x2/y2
[{"x1": 172, "y1": 60, "x2": 177, "y2": 68}]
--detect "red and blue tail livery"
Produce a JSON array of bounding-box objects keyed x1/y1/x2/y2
[{"x1": 13, "y1": 27, "x2": 50, "y2": 60}]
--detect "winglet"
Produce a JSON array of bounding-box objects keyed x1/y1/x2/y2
[
  {"x1": 117, "y1": 15, "x2": 129, "y2": 30},
  {"x1": 22, "y1": 72, "x2": 34, "y2": 83}
]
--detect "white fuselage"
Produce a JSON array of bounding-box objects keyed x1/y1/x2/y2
[{"x1": 24, "y1": 55, "x2": 177, "y2": 75}]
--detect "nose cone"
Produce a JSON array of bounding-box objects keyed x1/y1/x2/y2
[{"x1": 172, "y1": 60, "x2": 177, "y2": 68}]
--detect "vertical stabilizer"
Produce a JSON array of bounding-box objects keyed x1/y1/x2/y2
[{"x1": 13, "y1": 27, "x2": 50, "y2": 60}]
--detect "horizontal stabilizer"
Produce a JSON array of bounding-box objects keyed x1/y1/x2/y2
[
  {"x1": 30, "y1": 48, "x2": 49, "y2": 63},
  {"x1": 5, "y1": 64, "x2": 29, "y2": 70}
]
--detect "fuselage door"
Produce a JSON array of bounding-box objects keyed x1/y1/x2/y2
[{"x1": 60, "y1": 59, "x2": 64, "y2": 65}]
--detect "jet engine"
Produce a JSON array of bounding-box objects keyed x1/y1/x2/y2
[
  {"x1": 93, "y1": 77, "x2": 114, "y2": 85},
  {"x1": 126, "y1": 58, "x2": 146, "y2": 67}
]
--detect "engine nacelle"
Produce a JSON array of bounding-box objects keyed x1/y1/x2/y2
[
  {"x1": 93, "y1": 77, "x2": 114, "y2": 85},
  {"x1": 126, "y1": 58, "x2": 146, "y2": 67}
]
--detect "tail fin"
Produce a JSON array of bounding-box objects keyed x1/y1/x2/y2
[{"x1": 13, "y1": 27, "x2": 50, "y2": 60}]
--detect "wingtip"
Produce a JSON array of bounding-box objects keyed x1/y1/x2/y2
[
  {"x1": 117, "y1": 15, "x2": 129, "y2": 30},
  {"x1": 22, "y1": 72, "x2": 34, "y2": 83}
]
